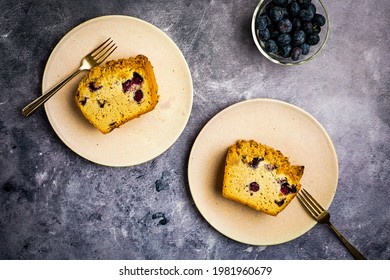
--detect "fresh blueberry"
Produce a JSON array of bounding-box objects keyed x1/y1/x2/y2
[
  {"x1": 302, "y1": 21, "x2": 313, "y2": 34},
  {"x1": 299, "y1": 9, "x2": 314, "y2": 21},
  {"x1": 312, "y1": 13, "x2": 326, "y2": 26},
  {"x1": 263, "y1": 13, "x2": 272, "y2": 25},
  {"x1": 249, "y1": 182, "x2": 260, "y2": 192},
  {"x1": 278, "y1": 18, "x2": 292, "y2": 33},
  {"x1": 307, "y1": 33, "x2": 320, "y2": 45},
  {"x1": 307, "y1": 3, "x2": 316, "y2": 14},
  {"x1": 268, "y1": 25, "x2": 280, "y2": 39},
  {"x1": 279, "y1": 44, "x2": 292, "y2": 58},
  {"x1": 298, "y1": 0, "x2": 312, "y2": 8},
  {"x1": 258, "y1": 28, "x2": 271, "y2": 41},
  {"x1": 256, "y1": 15, "x2": 269, "y2": 31},
  {"x1": 273, "y1": 0, "x2": 288, "y2": 7},
  {"x1": 291, "y1": 47, "x2": 302, "y2": 61},
  {"x1": 300, "y1": 42, "x2": 310, "y2": 55},
  {"x1": 312, "y1": 25, "x2": 321, "y2": 34},
  {"x1": 292, "y1": 17, "x2": 302, "y2": 31},
  {"x1": 292, "y1": 30, "x2": 306, "y2": 46},
  {"x1": 281, "y1": 7, "x2": 289, "y2": 17},
  {"x1": 265, "y1": 39, "x2": 278, "y2": 53},
  {"x1": 265, "y1": 2, "x2": 274, "y2": 13},
  {"x1": 269, "y1": 6, "x2": 284, "y2": 22},
  {"x1": 289, "y1": 1, "x2": 300, "y2": 17},
  {"x1": 277, "y1": 33, "x2": 291, "y2": 46}
]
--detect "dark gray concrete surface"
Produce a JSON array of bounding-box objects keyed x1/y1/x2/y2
[{"x1": 0, "y1": 0, "x2": 389, "y2": 260}]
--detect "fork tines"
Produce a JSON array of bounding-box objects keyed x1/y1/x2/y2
[
  {"x1": 90, "y1": 38, "x2": 117, "y2": 64},
  {"x1": 297, "y1": 188, "x2": 325, "y2": 218}
]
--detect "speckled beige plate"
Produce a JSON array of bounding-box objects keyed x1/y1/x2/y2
[
  {"x1": 188, "y1": 99, "x2": 338, "y2": 245},
  {"x1": 43, "y1": 15, "x2": 193, "y2": 166}
]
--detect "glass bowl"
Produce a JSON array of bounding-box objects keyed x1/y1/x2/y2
[{"x1": 251, "y1": 0, "x2": 329, "y2": 66}]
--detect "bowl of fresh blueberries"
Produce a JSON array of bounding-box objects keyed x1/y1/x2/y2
[{"x1": 252, "y1": 0, "x2": 329, "y2": 65}]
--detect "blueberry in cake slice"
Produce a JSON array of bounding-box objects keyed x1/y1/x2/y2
[
  {"x1": 75, "y1": 55, "x2": 158, "y2": 134},
  {"x1": 222, "y1": 140, "x2": 304, "y2": 216}
]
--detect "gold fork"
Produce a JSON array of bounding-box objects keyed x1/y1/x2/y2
[
  {"x1": 297, "y1": 188, "x2": 366, "y2": 260},
  {"x1": 22, "y1": 38, "x2": 117, "y2": 117}
]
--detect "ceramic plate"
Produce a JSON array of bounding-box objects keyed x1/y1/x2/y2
[
  {"x1": 43, "y1": 15, "x2": 193, "y2": 166},
  {"x1": 188, "y1": 99, "x2": 338, "y2": 245}
]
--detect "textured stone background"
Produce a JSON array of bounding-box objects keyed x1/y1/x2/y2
[{"x1": 0, "y1": 0, "x2": 389, "y2": 260}]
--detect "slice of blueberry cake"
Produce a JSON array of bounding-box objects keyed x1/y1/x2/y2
[
  {"x1": 75, "y1": 55, "x2": 158, "y2": 134},
  {"x1": 222, "y1": 140, "x2": 304, "y2": 216}
]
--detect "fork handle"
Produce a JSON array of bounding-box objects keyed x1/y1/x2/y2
[
  {"x1": 22, "y1": 68, "x2": 83, "y2": 117},
  {"x1": 327, "y1": 222, "x2": 367, "y2": 260}
]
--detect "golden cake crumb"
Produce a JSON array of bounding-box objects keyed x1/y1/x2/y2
[
  {"x1": 222, "y1": 140, "x2": 304, "y2": 216},
  {"x1": 75, "y1": 55, "x2": 158, "y2": 134}
]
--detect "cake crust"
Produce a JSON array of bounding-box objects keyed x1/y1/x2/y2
[
  {"x1": 222, "y1": 140, "x2": 304, "y2": 216},
  {"x1": 75, "y1": 55, "x2": 159, "y2": 134}
]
